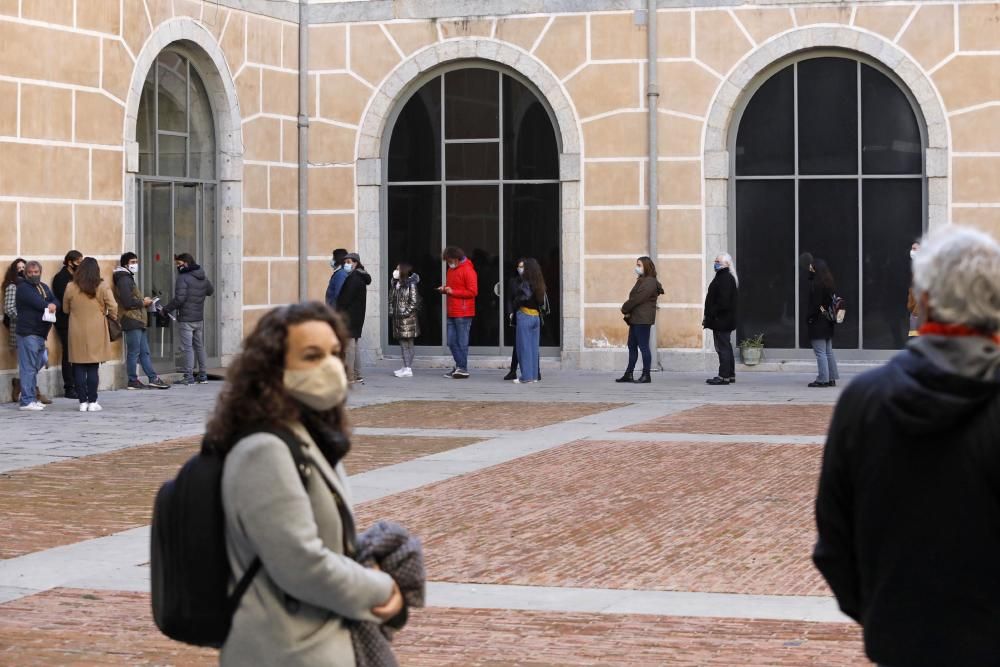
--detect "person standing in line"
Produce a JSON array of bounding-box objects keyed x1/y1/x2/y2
[
  {"x1": 806, "y1": 258, "x2": 840, "y2": 388},
  {"x1": 325, "y1": 248, "x2": 349, "y2": 310},
  {"x1": 113, "y1": 252, "x2": 170, "y2": 390},
  {"x1": 163, "y1": 252, "x2": 215, "y2": 385},
  {"x1": 502, "y1": 260, "x2": 540, "y2": 382},
  {"x1": 813, "y1": 226, "x2": 1000, "y2": 667},
  {"x1": 336, "y1": 253, "x2": 371, "y2": 384},
  {"x1": 63, "y1": 258, "x2": 118, "y2": 412},
  {"x1": 14, "y1": 261, "x2": 58, "y2": 411},
  {"x1": 438, "y1": 246, "x2": 477, "y2": 379},
  {"x1": 616, "y1": 256, "x2": 663, "y2": 384},
  {"x1": 3, "y1": 258, "x2": 27, "y2": 399},
  {"x1": 703, "y1": 253, "x2": 739, "y2": 386},
  {"x1": 512, "y1": 258, "x2": 546, "y2": 385},
  {"x1": 906, "y1": 240, "x2": 921, "y2": 337},
  {"x1": 52, "y1": 250, "x2": 83, "y2": 399},
  {"x1": 388, "y1": 262, "x2": 420, "y2": 378}
]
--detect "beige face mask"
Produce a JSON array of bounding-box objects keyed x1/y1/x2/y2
[{"x1": 283, "y1": 355, "x2": 348, "y2": 411}]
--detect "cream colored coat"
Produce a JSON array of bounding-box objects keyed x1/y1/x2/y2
[{"x1": 62, "y1": 282, "x2": 118, "y2": 364}]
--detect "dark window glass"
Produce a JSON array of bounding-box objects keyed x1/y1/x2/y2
[
  {"x1": 798, "y1": 58, "x2": 858, "y2": 175},
  {"x1": 735, "y1": 65, "x2": 794, "y2": 176},
  {"x1": 503, "y1": 76, "x2": 559, "y2": 180},
  {"x1": 445, "y1": 142, "x2": 499, "y2": 181},
  {"x1": 388, "y1": 185, "x2": 442, "y2": 346},
  {"x1": 799, "y1": 179, "x2": 859, "y2": 349},
  {"x1": 503, "y1": 184, "x2": 561, "y2": 347},
  {"x1": 445, "y1": 69, "x2": 499, "y2": 140},
  {"x1": 861, "y1": 179, "x2": 923, "y2": 349},
  {"x1": 446, "y1": 185, "x2": 500, "y2": 347},
  {"x1": 862, "y1": 64, "x2": 922, "y2": 175},
  {"x1": 735, "y1": 180, "x2": 796, "y2": 349},
  {"x1": 388, "y1": 77, "x2": 441, "y2": 182}
]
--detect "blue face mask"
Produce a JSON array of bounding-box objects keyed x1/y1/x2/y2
[
  {"x1": 713, "y1": 262, "x2": 723, "y2": 272},
  {"x1": 343, "y1": 263, "x2": 354, "y2": 274}
]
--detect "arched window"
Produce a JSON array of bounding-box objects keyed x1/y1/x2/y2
[
  {"x1": 386, "y1": 67, "x2": 560, "y2": 352},
  {"x1": 734, "y1": 55, "x2": 924, "y2": 352},
  {"x1": 136, "y1": 49, "x2": 218, "y2": 367}
]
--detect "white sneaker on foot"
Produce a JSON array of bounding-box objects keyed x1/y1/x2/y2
[
  {"x1": 79, "y1": 402, "x2": 89, "y2": 412},
  {"x1": 393, "y1": 367, "x2": 406, "y2": 377},
  {"x1": 399, "y1": 367, "x2": 413, "y2": 377},
  {"x1": 87, "y1": 402, "x2": 102, "y2": 412},
  {"x1": 19, "y1": 402, "x2": 44, "y2": 411}
]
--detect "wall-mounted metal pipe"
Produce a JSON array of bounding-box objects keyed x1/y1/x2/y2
[
  {"x1": 646, "y1": 0, "x2": 662, "y2": 370},
  {"x1": 297, "y1": 0, "x2": 310, "y2": 301}
]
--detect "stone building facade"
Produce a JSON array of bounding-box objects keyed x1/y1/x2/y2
[{"x1": 1, "y1": 0, "x2": 999, "y2": 395}]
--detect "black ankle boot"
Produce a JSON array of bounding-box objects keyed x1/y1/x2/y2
[
  {"x1": 615, "y1": 371, "x2": 634, "y2": 383},
  {"x1": 503, "y1": 369, "x2": 517, "y2": 381},
  {"x1": 636, "y1": 371, "x2": 651, "y2": 384}
]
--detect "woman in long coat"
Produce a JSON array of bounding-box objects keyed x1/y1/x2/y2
[{"x1": 63, "y1": 257, "x2": 118, "y2": 411}]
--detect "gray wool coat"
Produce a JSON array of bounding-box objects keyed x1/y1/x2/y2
[{"x1": 220, "y1": 424, "x2": 394, "y2": 667}]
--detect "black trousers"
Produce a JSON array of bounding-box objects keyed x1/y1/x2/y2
[
  {"x1": 56, "y1": 327, "x2": 75, "y2": 392},
  {"x1": 73, "y1": 363, "x2": 99, "y2": 403},
  {"x1": 713, "y1": 330, "x2": 735, "y2": 379},
  {"x1": 508, "y1": 315, "x2": 519, "y2": 371}
]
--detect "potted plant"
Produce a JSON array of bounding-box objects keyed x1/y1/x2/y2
[{"x1": 739, "y1": 333, "x2": 764, "y2": 366}]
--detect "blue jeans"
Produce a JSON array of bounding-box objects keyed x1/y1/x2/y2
[
  {"x1": 125, "y1": 328, "x2": 158, "y2": 383},
  {"x1": 811, "y1": 338, "x2": 840, "y2": 383},
  {"x1": 446, "y1": 317, "x2": 472, "y2": 371},
  {"x1": 625, "y1": 324, "x2": 652, "y2": 374},
  {"x1": 515, "y1": 312, "x2": 541, "y2": 381},
  {"x1": 16, "y1": 334, "x2": 47, "y2": 407}
]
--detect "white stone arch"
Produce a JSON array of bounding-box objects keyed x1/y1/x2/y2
[
  {"x1": 701, "y1": 26, "x2": 949, "y2": 358},
  {"x1": 122, "y1": 18, "x2": 244, "y2": 364},
  {"x1": 354, "y1": 38, "x2": 583, "y2": 365}
]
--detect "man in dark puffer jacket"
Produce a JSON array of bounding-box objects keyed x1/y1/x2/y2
[{"x1": 162, "y1": 252, "x2": 214, "y2": 385}]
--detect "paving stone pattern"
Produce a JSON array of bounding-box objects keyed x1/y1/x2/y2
[
  {"x1": 357, "y1": 439, "x2": 831, "y2": 597},
  {"x1": 621, "y1": 404, "x2": 835, "y2": 436},
  {"x1": 349, "y1": 400, "x2": 623, "y2": 431},
  {"x1": 0, "y1": 589, "x2": 866, "y2": 667}
]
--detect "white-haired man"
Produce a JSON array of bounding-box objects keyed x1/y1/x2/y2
[{"x1": 813, "y1": 225, "x2": 1000, "y2": 667}]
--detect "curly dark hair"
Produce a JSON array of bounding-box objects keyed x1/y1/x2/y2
[
  {"x1": 205, "y1": 301, "x2": 351, "y2": 453},
  {"x1": 2, "y1": 258, "x2": 26, "y2": 292},
  {"x1": 73, "y1": 257, "x2": 103, "y2": 297},
  {"x1": 519, "y1": 257, "x2": 547, "y2": 304}
]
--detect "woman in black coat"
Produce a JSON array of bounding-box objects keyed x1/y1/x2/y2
[
  {"x1": 806, "y1": 257, "x2": 839, "y2": 388},
  {"x1": 336, "y1": 253, "x2": 371, "y2": 383},
  {"x1": 703, "y1": 253, "x2": 738, "y2": 385}
]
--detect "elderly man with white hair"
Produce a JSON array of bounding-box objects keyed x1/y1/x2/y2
[{"x1": 813, "y1": 225, "x2": 1000, "y2": 667}]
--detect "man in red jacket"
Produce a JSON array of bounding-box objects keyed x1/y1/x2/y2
[{"x1": 437, "y1": 246, "x2": 477, "y2": 378}]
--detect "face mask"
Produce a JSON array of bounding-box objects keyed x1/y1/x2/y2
[
  {"x1": 517, "y1": 267, "x2": 524, "y2": 276},
  {"x1": 128, "y1": 263, "x2": 139, "y2": 274},
  {"x1": 176, "y1": 265, "x2": 185, "y2": 273},
  {"x1": 713, "y1": 262, "x2": 723, "y2": 272},
  {"x1": 634, "y1": 265, "x2": 643, "y2": 276},
  {"x1": 392, "y1": 269, "x2": 400, "y2": 280},
  {"x1": 448, "y1": 262, "x2": 457, "y2": 270},
  {"x1": 26, "y1": 274, "x2": 40, "y2": 285},
  {"x1": 284, "y1": 355, "x2": 348, "y2": 412},
  {"x1": 909, "y1": 250, "x2": 917, "y2": 260},
  {"x1": 330, "y1": 259, "x2": 338, "y2": 269},
  {"x1": 343, "y1": 263, "x2": 354, "y2": 274}
]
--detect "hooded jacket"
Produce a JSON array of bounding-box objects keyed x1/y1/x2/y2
[
  {"x1": 814, "y1": 334, "x2": 1000, "y2": 667},
  {"x1": 389, "y1": 273, "x2": 421, "y2": 340},
  {"x1": 112, "y1": 267, "x2": 147, "y2": 331},
  {"x1": 444, "y1": 258, "x2": 477, "y2": 319},
  {"x1": 163, "y1": 264, "x2": 214, "y2": 323}
]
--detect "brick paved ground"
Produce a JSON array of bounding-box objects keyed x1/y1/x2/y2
[
  {"x1": 0, "y1": 432, "x2": 481, "y2": 559},
  {"x1": 349, "y1": 400, "x2": 623, "y2": 430},
  {"x1": 0, "y1": 589, "x2": 866, "y2": 667},
  {"x1": 620, "y1": 404, "x2": 835, "y2": 436},
  {"x1": 357, "y1": 439, "x2": 830, "y2": 596}
]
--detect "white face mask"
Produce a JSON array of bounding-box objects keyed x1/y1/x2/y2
[
  {"x1": 909, "y1": 250, "x2": 917, "y2": 260},
  {"x1": 448, "y1": 262, "x2": 457, "y2": 270},
  {"x1": 634, "y1": 265, "x2": 643, "y2": 276},
  {"x1": 517, "y1": 267, "x2": 524, "y2": 275},
  {"x1": 128, "y1": 263, "x2": 139, "y2": 274},
  {"x1": 392, "y1": 269, "x2": 400, "y2": 280},
  {"x1": 283, "y1": 355, "x2": 348, "y2": 412}
]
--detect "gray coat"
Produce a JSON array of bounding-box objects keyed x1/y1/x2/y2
[{"x1": 221, "y1": 424, "x2": 394, "y2": 667}]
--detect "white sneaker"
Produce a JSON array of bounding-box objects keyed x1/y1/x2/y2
[
  {"x1": 87, "y1": 402, "x2": 103, "y2": 412},
  {"x1": 19, "y1": 402, "x2": 44, "y2": 411},
  {"x1": 79, "y1": 402, "x2": 90, "y2": 412},
  {"x1": 393, "y1": 367, "x2": 406, "y2": 377},
  {"x1": 399, "y1": 367, "x2": 413, "y2": 377}
]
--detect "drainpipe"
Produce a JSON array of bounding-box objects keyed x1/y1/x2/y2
[
  {"x1": 297, "y1": 0, "x2": 310, "y2": 301},
  {"x1": 646, "y1": 0, "x2": 662, "y2": 370}
]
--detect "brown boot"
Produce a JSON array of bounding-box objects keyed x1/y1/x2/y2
[
  {"x1": 11, "y1": 378, "x2": 20, "y2": 403},
  {"x1": 36, "y1": 389, "x2": 52, "y2": 405}
]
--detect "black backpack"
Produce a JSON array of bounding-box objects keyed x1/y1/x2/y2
[{"x1": 150, "y1": 427, "x2": 308, "y2": 648}]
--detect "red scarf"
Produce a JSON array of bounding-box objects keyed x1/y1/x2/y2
[{"x1": 918, "y1": 322, "x2": 1000, "y2": 344}]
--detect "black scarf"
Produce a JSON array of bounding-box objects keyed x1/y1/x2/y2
[{"x1": 298, "y1": 407, "x2": 352, "y2": 468}]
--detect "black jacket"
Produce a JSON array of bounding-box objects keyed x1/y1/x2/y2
[
  {"x1": 806, "y1": 278, "x2": 835, "y2": 341},
  {"x1": 336, "y1": 269, "x2": 371, "y2": 339},
  {"x1": 163, "y1": 264, "x2": 214, "y2": 323},
  {"x1": 702, "y1": 268, "x2": 737, "y2": 332},
  {"x1": 51, "y1": 267, "x2": 74, "y2": 331},
  {"x1": 14, "y1": 280, "x2": 58, "y2": 339},
  {"x1": 814, "y1": 335, "x2": 1000, "y2": 667},
  {"x1": 112, "y1": 268, "x2": 147, "y2": 331}
]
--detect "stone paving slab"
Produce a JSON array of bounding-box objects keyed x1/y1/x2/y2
[
  {"x1": 0, "y1": 434, "x2": 481, "y2": 559},
  {"x1": 0, "y1": 589, "x2": 867, "y2": 666},
  {"x1": 357, "y1": 439, "x2": 830, "y2": 597},
  {"x1": 349, "y1": 400, "x2": 624, "y2": 431},
  {"x1": 620, "y1": 404, "x2": 835, "y2": 436}
]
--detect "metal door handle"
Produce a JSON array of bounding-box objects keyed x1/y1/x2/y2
[{"x1": 493, "y1": 282, "x2": 501, "y2": 297}]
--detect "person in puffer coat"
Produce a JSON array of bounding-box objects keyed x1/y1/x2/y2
[
  {"x1": 162, "y1": 252, "x2": 214, "y2": 385},
  {"x1": 388, "y1": 263, "x2": 420, "y2": 378}
]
